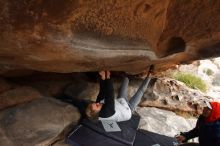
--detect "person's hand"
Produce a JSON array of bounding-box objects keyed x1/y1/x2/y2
[
  {"x1": 99, "y1": 71, "x2": 105, "y2": 80},
  {"x1": 99, "y1": 71, "x2": 111, "y2": 80},
  {"x1": 175, "y1": 135, "x2": 186, "y2": 143},
  {"x1": 106, "y1": 71, "x2": 110, "y2": 79}
]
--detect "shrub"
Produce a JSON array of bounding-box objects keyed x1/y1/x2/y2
[
  {"x1": 203, "y1": 68, "x2": 214, "y2": 76},
  {"x1": 172, "y1": 72, "x2": 207, "y2": 92}
]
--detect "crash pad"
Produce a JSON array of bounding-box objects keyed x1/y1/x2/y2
[{"x1": 67, "y1": 114, "x2": 140, "y2": 146}]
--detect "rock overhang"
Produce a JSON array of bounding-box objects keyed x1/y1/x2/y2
[{"x1": 1, "y1": 0, "x2": 220, "y2": 75}]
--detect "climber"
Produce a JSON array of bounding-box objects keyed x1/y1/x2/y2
[
  {"x1": 175, "y1": 101, "x2": 220, "y2": 146},
  {"x1": 61, "y1": 65, "x2": 153, "y2": 122},
  {"x1": 85, "y1": 69, "x2": 152, "y2": 122}
]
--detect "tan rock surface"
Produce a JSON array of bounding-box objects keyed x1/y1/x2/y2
[
  {"x1": 1, "y1": 1, "x2": 220, "y2": 74},
  {"x1": 7, "y1": 72, "x2": 76, "y2": 97},
  {"x1": 141, "y1": 77, "x2": 210, "y2": 116},
  {"x1": 137, "y1": 107, "x2": 196, "y2": 137},
  {"x1": 0, "y1": 86, "x2": 42, "y2": 110},
  {"x1": 0, "y1": 98, "x2": 80, "y2": 146}
]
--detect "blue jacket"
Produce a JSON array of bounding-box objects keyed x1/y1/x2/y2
[{"x1": 182, "y1": 116, "x2": 220, "y2": 146}]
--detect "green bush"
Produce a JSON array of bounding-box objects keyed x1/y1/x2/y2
[
  {"x1": 172, "y1": 72, "x2": 207, "y2": 92},
  {"x1": 203, "y1": 68, "x2": 214, "y2": 76}
]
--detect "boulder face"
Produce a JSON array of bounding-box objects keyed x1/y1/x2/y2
[
  {"x1": 1, "y1": 0, "x2": 220, "y2": 74},
  {"x1": 141, "y1": 77, "x2": 210, "y2": 116},
  {"x1": 137, "y1": 107, "x2": 196, "y2": 137},
  {"x1": 0, "y1": 98, "x2": 80, "y2": 146}
]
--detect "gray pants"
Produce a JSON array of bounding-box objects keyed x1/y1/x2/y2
[{"x1": 117, "y1": 77, "x2": 151, "y2": 112}]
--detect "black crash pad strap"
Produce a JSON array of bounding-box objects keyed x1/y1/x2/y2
[{"x1": 134, "y1": 129, "x2": 178, "y2": 146}]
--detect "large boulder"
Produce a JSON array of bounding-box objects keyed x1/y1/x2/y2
[
  {"x1": 1, "y1": 0, "x2": 220, "y2": 74},
  {"x1": 6, "y1": 72, "x2": 77, "y2": 97},
  {"x1": 141, "y1": 77, "x2": 209, "y2": 116},
  {"x1": 137, "y1": 107, "x2": 196, "y2": 137},
  {"x1": 0, "y1": 86, "x2": 42, "y2": 110},
  {"x1": 0, "y1": 98, "x2": 80, "y2": 146}
]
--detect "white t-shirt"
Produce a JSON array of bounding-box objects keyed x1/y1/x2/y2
[{"x1": 99, "y1": 98, "x2": 132, "y2": 122}]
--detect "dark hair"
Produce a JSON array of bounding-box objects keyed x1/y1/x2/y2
[{"x1": 85, "y1": 102, "x2": 100, "y2": 120}]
